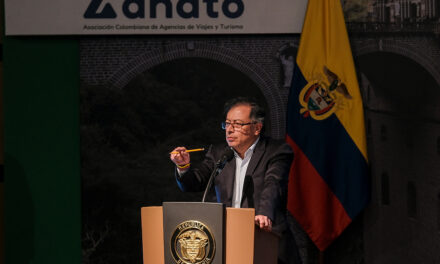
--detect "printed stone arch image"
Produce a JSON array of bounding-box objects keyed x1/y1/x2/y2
[
  {"x1": 357, "y1": 51, "x2": 440, "y2": 116},
  {"x1": 80, "y1": 57, "x2": 270, "y2": 264},
  {"x1": 355, "y1": 50, "x2": 440, "y2": 264}
]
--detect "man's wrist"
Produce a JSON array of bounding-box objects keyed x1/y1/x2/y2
[{"x1": 176, "y1": 163, "x2": 190, "y2": 169}]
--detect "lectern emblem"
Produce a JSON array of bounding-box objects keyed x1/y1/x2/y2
[{"x1": 171, "y1": 220, "x2": 215, "y2": 264}]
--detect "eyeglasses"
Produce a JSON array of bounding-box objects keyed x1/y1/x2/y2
[{"x1": 221, "y1": 121, "x2": 257, "y2": 130}]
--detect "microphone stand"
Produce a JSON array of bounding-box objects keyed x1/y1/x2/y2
[{"x1": 201, "y1": 161, "x2": 225, "y2": 203}]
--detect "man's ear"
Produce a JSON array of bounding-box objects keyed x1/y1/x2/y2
[{"x1": 254, "y1": 123, "x2": 263, "y2": 135}]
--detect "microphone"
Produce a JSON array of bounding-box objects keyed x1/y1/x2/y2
[
  {"x1": 202, "y1": 147, "x2": 234, "y2": 203},
  {"x1": 215, "y1": 147, "x2": 234, "y2": 169}
]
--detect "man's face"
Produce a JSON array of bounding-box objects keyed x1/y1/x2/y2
[{"x1": 225, "y1": 104, "x2": 262, "y2": 153}]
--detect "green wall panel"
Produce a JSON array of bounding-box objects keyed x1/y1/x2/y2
[{"x1": 3, "y1": 37, "x2": 80, "y2": 264}]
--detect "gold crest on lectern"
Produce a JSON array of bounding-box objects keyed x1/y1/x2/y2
[{"x1": 171, "y1": 220, "x2": 215, "y2": 264}]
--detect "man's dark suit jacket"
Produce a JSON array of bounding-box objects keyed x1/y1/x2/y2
[{"x1": 175, "y1": 136, "x2": 293, "y2": 235}]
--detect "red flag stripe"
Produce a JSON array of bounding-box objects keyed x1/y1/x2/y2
[{"x1": 286, "y1": 135, "x2": 352, "y2": 251}]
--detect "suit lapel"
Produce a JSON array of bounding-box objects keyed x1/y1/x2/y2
[
  {"x1": 245, "y1": 137, "x2": 266, "y2": 177},
  {"x1": 241, "y1": 138, "x2": 266, "y2": 207}
]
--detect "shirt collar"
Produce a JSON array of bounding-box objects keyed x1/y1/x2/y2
[{"x1": 232, "y1": 136, "x2": 260, "y2": 159}]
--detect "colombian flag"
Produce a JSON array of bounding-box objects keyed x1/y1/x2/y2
[{"x1": 286, "y1": 0, "x2": 370, "y2": 251}]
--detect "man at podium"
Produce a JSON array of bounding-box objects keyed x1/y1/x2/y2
[{"x1": 170, "y1": 97, "x2": 301, "y2": 264}]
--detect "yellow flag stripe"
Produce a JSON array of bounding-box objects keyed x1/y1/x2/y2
[{"x1": 296, "y1": 0, "x2": 367, "y2": 160}]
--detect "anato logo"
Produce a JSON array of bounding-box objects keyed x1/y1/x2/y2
[{"x1": 84, "y1": 0, "x2": 245, "y2": 19}]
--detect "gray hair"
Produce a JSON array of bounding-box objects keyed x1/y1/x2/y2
[{"x1": 223, "y1": 97, "x2": 265, "y2": 124}]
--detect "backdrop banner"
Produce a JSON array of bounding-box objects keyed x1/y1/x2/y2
[{"x1": 5, "y1": 0, "x2": 307, "y2": 35}]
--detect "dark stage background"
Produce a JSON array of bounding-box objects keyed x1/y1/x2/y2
[{"x1": 80, "y1": 58, "x2": 268, "y2": 263}]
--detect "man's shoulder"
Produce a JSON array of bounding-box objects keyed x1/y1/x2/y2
[
  {"x1": 210, "y1": 142, "x2": 229, "y2": 150},
  {"x1": 208, "y1": 137, "x2": 293, "y2": 156},
  {"x1": 261, "y1": 136, "x2": 292, "y2": 152},
  {"x1": 208, "y1": 142, "x2": 231, "y2": 157}
]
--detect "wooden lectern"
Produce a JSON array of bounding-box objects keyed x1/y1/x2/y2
[{"x1": 141, "y1": 204, "x2": 279, "y2": 264}]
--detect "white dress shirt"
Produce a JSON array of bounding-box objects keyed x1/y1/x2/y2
[
  {"x1": 231, "y1": 137, "x2": 259, "y2": 208},
  {"x1": 176, "y1": 137, "x2": 260, "y2": 208}
]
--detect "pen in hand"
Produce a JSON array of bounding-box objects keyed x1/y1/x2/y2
[{"x1": 169, "y1": 148, "x2": 205, "y2": 154}]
